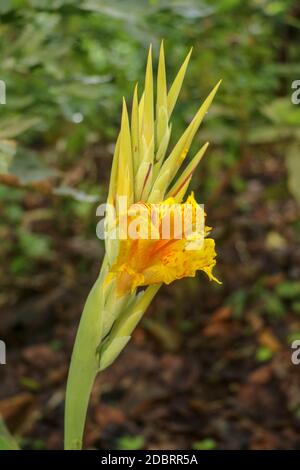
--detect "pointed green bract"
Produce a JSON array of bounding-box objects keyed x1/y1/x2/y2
[
  {"x1": 99, "y1": 284, "x2": 161, "y2": 372},
  {"x1": 167, "y1": 142, "x2": 209, "y2": 201},
  {"x1": 138, "y1": 92, "x2": 144, "y2": 129},
  {"x1": 134, "y1": 45, "x2": 220, "y2": 203},
  {"x1": 167, "y1": 47, "x2": 193, "y2": 116},
  {"x1": 156, "y1": 41, "x2": 168, "y2": 151},
  {"x1": 148, "y1": 80, "x2": 221, "y2": 202},
  {"x1": 131, "y1": 84, "x2": 140, "y2": 178},
  {"x1": 107, "y1": 134, "x2": 120, "y2": 205},
  {"x1": 141, "y1": 45, "x2": 154, "y2": 163},
  {"x1": 135, "y1": 46, "x2": 155, "y2": 200},
  {"x1": 118, "y1": 99, "x2": 134, "y2": 205},
  {"x1": 153, "y1": 124, "x2": 171, "y2": 180}
]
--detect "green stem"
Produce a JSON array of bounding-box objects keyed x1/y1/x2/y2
[
  {"x1": 64, "y1": 258, "x2": 160, "y2": 449},
  {"x1": 64, "y1": 261, "x2": 107, "y2": 450}
]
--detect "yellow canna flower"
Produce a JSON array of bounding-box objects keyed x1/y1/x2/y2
[
  {"x1": 109, "y1": 193, "x2": 219, "y2": 295},
  {"x1": 105, "y1": 42, "x2": 221, "y2": 295}
]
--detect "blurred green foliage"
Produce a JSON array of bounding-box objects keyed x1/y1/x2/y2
[
  {"x1": 0, "y1": 416, "x2": 19, "y2": 450},
  {"x1": 1, "y1": 0, "x2": 299, "y2": 172},
  {"x1": 116, "y1": 434, "x2": 145, "y2": 450},
  {"x1": 192, "y1": 438, "x2": 216, "y2": 450}
]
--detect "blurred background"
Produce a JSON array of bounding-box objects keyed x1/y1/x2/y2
[{"x1": 1, "y1": 0, "x2": 300, "y2": 450}]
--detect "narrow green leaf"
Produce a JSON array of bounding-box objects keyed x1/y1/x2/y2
[
  {"x1": 167, "y1": 47, "x2": 193, "y2": 116},
  {"x1": 167, "y1": 142, "x2": 209, "y2": 201},
  {"x1": 100, "y1": 284, "x2": 160, "y2": 371},
  {"x1": 117, "y1": 99, "x2": 134, "y2": 204},
  {"x1": 0, "y1": 417, "x2": 19, "y2": 450},
  {"x1": 131, "y1": 84, "x2": 140, "y2": 178},
  {"x1": 149, "y1": 81, "x2": 221, "y2": 202},
  {"x1": 141, "y1": 45, "x2": 154, "y2": 162},
  {"x1": 99, "y1": 336, "x2": 131, "y2": 371},
  {"x1": 156, "y1": 40, "x2": 168, "y2": 149},
  {"x1": 107, "y1": 134, "x2": 120, "y2": 205}
]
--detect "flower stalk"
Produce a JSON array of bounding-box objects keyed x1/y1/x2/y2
[{"x1": 64, "y1": 42, "x2": 221, "y2": 450}]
